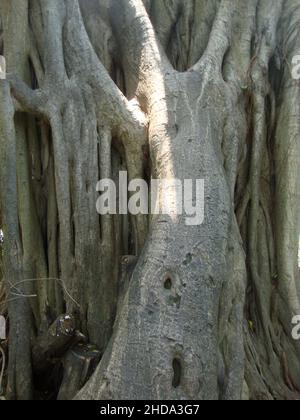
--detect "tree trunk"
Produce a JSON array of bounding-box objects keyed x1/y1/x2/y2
[{"x1": 0, "y1": 0, "x2": 299, "y2": 400}]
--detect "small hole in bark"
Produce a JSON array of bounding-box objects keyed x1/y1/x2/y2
[
  {"x1": 164, "y1": 278, "x2": 172, "y2": 290},
  {"x1": 172, "y1": 358, "x2": 182, "y2": 388}
]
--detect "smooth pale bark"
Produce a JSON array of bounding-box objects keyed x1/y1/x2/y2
[{"x1": 0, "y1": 0, "x2": 299, "y2": 400}]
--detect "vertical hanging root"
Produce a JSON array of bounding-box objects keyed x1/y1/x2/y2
[{"x1": 0, "y1": 344, "x2": 5, "y2": 395}]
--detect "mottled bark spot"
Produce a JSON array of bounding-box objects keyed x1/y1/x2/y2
[{"x1": 183, "y1": 253, "x2": 192, "y2": 265}]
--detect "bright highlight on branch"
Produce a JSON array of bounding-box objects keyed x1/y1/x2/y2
[{"x1": 0, "y1": 56, "x2": 6, "y2": 80}]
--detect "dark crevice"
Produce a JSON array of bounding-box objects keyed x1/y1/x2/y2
[
  {"x1": 172, "y1": 358, "x2": 182, "y2": 388},
  {"x1": 221, "y1": 46, "x2": 231, "y2": 83},
  {"x1": 28, "y1": 57, "x2": 39, "y2": 90},
  {"x1": 164, "y1": 277, "x2": 172, "y2": 290}
]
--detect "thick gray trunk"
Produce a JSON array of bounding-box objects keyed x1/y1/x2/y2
[{"x1": 77, "y1": 62, "x2": 246, "y2": 399}]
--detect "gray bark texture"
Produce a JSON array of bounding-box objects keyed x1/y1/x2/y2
[{"x1": 0, "y1": 0, "x2": 299, "y2": 400}]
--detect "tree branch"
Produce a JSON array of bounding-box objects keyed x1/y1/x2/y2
[
  {"x1": 7, "y1": 74, "x2": 46, "y2": 116},
  {"x1": 40, "y1": 0, "x2": 67, "y2": 81},
  {"x1": 192, "y1": 0, "x2": 235, "y2": 74},
  {"x1": 110, "y1": 0, "x2": 172, "y2": 99},
  {"x1": 64, "y1": 0, "x2": 148, "y2": 143}
]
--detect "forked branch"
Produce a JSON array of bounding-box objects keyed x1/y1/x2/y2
[
  {"x1": 110, "y1": 0, "x2": 172, "y2": 99},
  {"x1": 192, "y1": 0, "x2": 235, "y2": 74}
]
